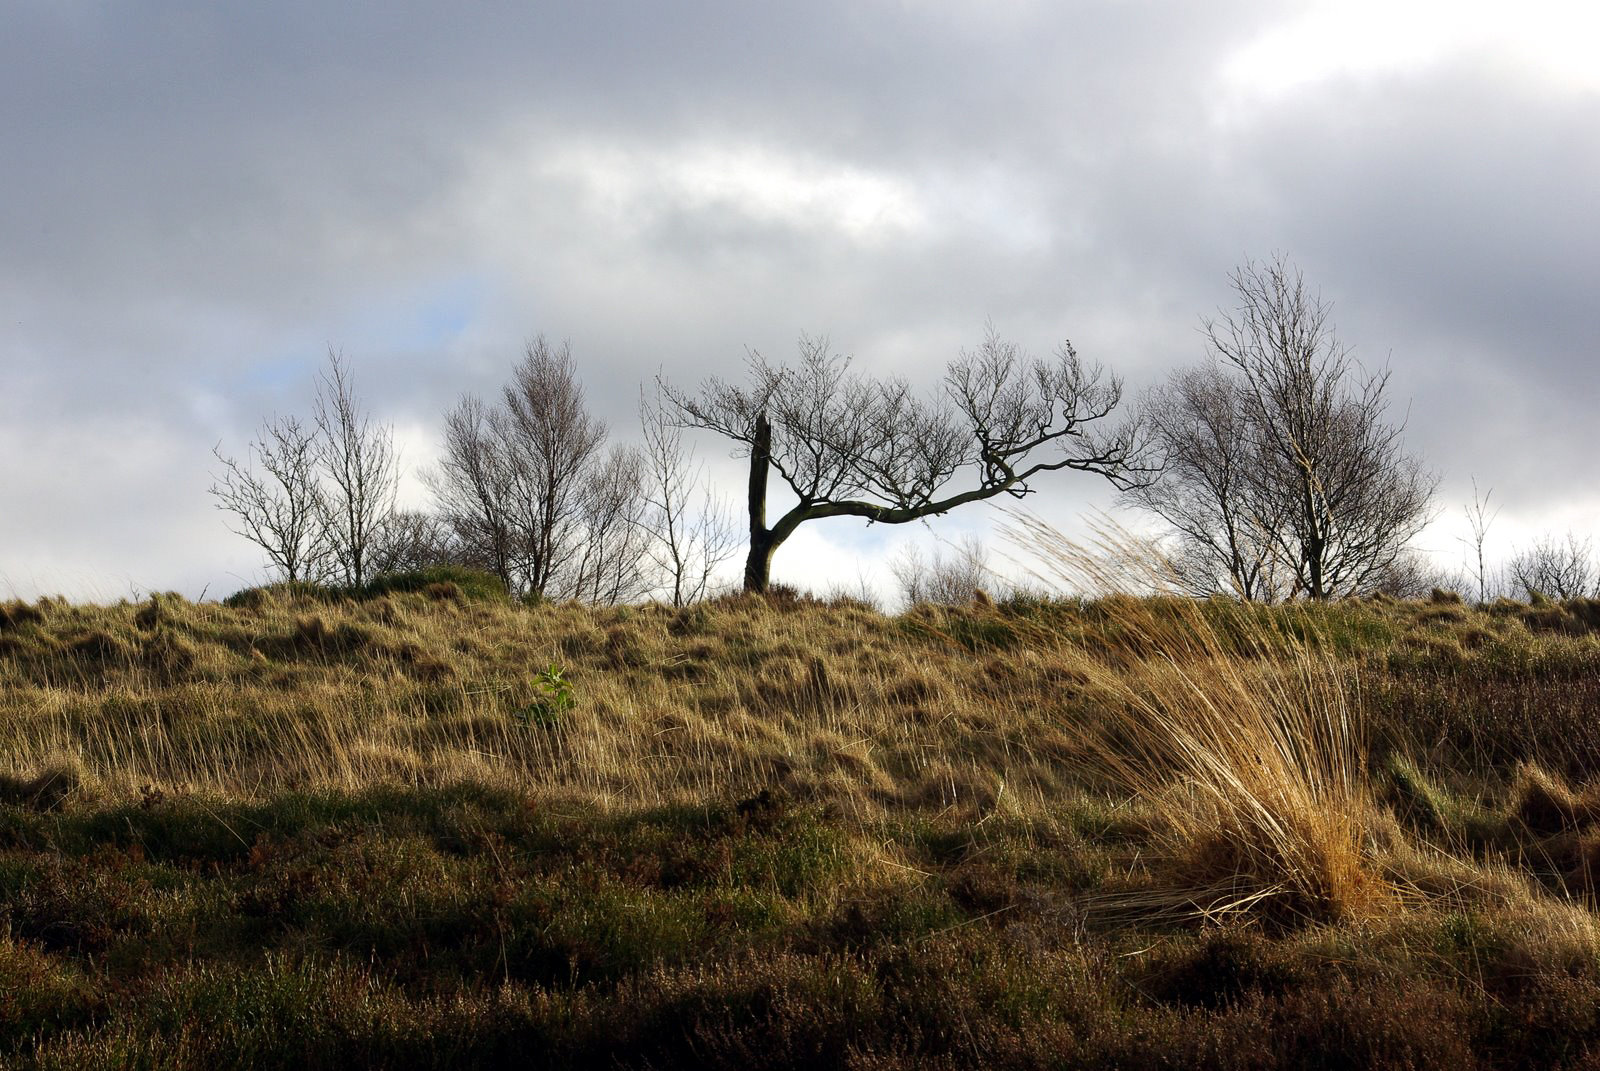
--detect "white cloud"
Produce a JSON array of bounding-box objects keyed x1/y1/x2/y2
[
  {"x1": 513, "y1": 138, "x2": 931, "y2": 244},
  {"x1": 1221, "y1": 0, "x2": 1600, "y2": 99}
]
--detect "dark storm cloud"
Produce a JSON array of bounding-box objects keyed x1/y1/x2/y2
[{"x1": 1, "y1": 1, "x2": 1594, "y2": 596}]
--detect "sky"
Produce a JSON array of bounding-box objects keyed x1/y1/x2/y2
[{"x1": 2, "y1": 0, "x2": 1597, "y2": 602}]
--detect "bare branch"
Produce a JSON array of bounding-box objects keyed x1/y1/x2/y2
[
  {"x1": 210, "y1": 414, "x2": 330, "y2": 583},
  {"x1": 313, "y1": 350, "x2": 398, "y2": 588}
]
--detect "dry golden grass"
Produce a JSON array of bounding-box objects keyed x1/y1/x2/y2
[
  {"x1": 15, "y1": 569, "x2": 1600, "y2": 1064},
  {"x1": 3, "y1": 559, "x2": 1600, "y2": 942},
  {"x1": 1000, "y1": 516, "x2": 1389, "y2": 927},
  {"x1": 0, "y1": 589, "x2": 1080, "y2": 821}
]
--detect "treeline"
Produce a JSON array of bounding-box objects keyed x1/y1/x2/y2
[
  {"x1": 210, "y1": 256, "x2": 1573, "y2": 606},
  {"x1": 212, "y1": 342, "x2": 738, "y2": 608}
]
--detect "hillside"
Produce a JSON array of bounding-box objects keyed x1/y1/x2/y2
[{"x1": 3, "y1": 582, "x2": 1600, "y2": 1067}]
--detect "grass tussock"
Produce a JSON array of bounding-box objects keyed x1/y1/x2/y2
[
  {"x1": 1078, "y1": 618, "x2": 1385, "y2": 926},
  {"x1": 1005, "y1": 519, "x2": 1386, "y2": 927}
]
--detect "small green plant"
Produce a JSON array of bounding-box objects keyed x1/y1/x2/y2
[{"x1": 513, "y1": 663, "x2": 575, "y2": 726}]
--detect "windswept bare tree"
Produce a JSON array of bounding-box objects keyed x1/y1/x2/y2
[
  {"x1": 314, "y1": 351, "x2": 398, "y2": 588},
  {"x1": 638, "y1": 389, "x2": 740, "y2": 607},
  {"x1": 210, "y1": 415, "x2": 330, "y2": 582},
  {"x1": 1203, "y1": 256, "x2": 1435, "y2": 599},
  {"x1": 664, "y1": 329, "x2": 1148, "y2": 592}
]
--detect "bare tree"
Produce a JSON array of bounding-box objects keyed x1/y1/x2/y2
[
  {"x1": 428, "y1": 396, "x2": 517, "y2": 587},
  {"x1": 564, "y1": 444, "x2": 653, "y2": 605},
  {"x1": 497, "y1": 338, "x2": 608, "y2": 598},
  {"x1": 1120, "y1": 363, "x2": 1288, "y2": 600},
  {"x1": 891, "y1": 534, "x2": 992, "y2": 607},
  {"x1": 1459, "y1": 479, "x2": 1500, "y2": 604},
  {"x1": 638, "y1": 389, "x2": 740, "y2": 607},
  {"x1": 1509, "y1": 532, "x2": 1595, "y2": 601},
  {"x1": 210, "y1": 415, "x2": 330, "y2": 582},
  {"x1": 1369, "y1": 548, "x2": 1460, "y2": 599},
  {"x1": 1204, "y1": 256, "x2": 1435, "y2": 599},
  {"x1": 664, "y1": 329, "x2": 1147, "y2": 592},
  {"x1": 428, "y1": 338, "x2": 652, "y2": 603},
  {"x1": 314, "y1": 351, "x2": 398, "y2": 588},
  {"x1": 368, "y1": 510, "x2": 458, "y2": 576}
]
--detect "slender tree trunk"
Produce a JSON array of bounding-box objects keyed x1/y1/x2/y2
[
  {"x1": 1296, "y1": 461, "x2": 1328, "y2": 600},
  {"x1": 1304, "y1": 517, "x2": 1327, "y2": 600},
  {"x1": 743, "y1": 412, "x2": 774, "y2": 592}
]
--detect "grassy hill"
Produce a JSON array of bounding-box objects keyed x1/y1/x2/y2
[{"x1": 4, "y1": 580, "x2": 1600, "y2": 1067}]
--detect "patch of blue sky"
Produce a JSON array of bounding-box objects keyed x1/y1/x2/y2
[
  {"x1": 344, "y1": 274, "x2": 489, "y2": 354},
  {"x1": 209, "y1": 274, "x2": 492, "y2": 403},
  {"x1": 238, "y1": 350, "x2": 323, "y2": 394}
]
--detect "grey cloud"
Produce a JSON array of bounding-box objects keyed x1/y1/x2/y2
[
  {"x1": 1, "y1": 2, "x2": 1595, "y2": 596},
  {"x1": 1208, "y1": 68, "x2": 1600, "y2": 511}
]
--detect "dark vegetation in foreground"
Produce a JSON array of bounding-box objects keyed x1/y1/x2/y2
[{"x1": 4, "y1": 578, "x2": 1600, "y2": 1067}]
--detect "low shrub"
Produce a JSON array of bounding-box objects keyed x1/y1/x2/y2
[
  {"x1": 361, "y1": 566, "x2": 508, "y2": 602},
  {"x1": 223, "y1": 581, "x2": 349, "y2": 610}
]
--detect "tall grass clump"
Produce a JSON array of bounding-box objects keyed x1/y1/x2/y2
[{"x1": 1008, "y1": 514, "x2": 1388, "y2": 927}]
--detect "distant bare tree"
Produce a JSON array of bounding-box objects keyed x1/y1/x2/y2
[
  {"x1": 1121, "y1": 363, "x2": 1288, "y2": 600},
  {"x1": 498, "y1": 338, "x2": 608, "y2": 598},
  {"x1": 212, "y1": 351, "x2": 400, "y2": 588},
  {"x1": 1205, "y1": 256, "x2": 1436, "y2": 599},
  {"x1": 429, "y1": 338, "x2": 652, "y2": 603},
  {"x1": 1509, "y1": 532, "x2": 1595, "y2": 601},
  {"x1": 821, "y1": 571, "x2": 884, "y2": 611},
  {"x1": 314, "y1": 351, "x2": 398, "y2": 588},
  {"x1": 428, "y1": 396, "x2": 517, "y2": 587},
  {"x1": 565, "y1": 444, "x2": 653, "y2": 605},
  {"x1": 664, "y1": 329, "x2": 1148, "y2": 592},
  {"x1": 1369, "y1": 549, "x2": 1459, "y2": 600},
  {"x1": 210, "y1": 415, "x2": 330, "y2": 582},
  {"x1": 891, "y1": 534, "x2": 991, "y2": 607},
  {"x1": 638, "y1": 389, "x2": 739, "y2": 607},
  {"x1": 369, "y1": 510, "x2": 457, "y2": 576},
  {"x1": 1459, "y1": 479, "x2": 1500, "y2": 604}
]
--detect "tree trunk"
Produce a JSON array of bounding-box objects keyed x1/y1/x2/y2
[
  {"x1": 744, "y1": 530, "x2": 780, "y2": 593},
  {"x1": 743, "y1": 412, "x2": 774, "y2": 592}
]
